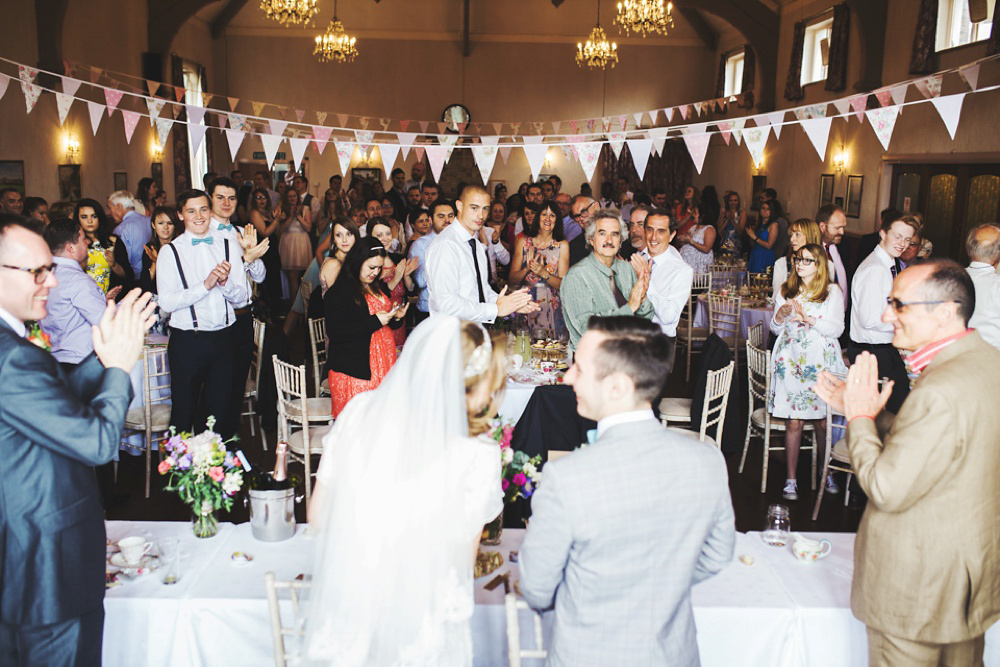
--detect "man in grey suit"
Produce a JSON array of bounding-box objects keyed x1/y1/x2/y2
[
  {"x1": 520, "y1": 315, "x2": 735, "y2": 666},
  {"x1": 0, "y1": 216, "x2": 155, "y2": 666}
]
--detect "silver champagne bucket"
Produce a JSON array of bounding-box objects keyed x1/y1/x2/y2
[{"x1": 246, "y1": 487, "x2": 300, "y2": 542}]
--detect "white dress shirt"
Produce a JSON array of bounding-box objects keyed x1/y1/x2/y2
[
  {"x1": 967, "y1": 262, "x2": 1000, "y2": 350},
  {"x1": 640, "y1": 245, "x2": 693, "y2": 337},
  {"x1": 596, "y1": 408, "x2": 657, "y2": 439},
  {"x1": 210, "y1": 216, "x2": 266, "y2": 309},
  {"x1": 850, "y1": 245, "x2": 896, "y2": 344},
  {"x1": 427, "y1": 222, "x2": 498, "y2": 323},
  {"x1": 824, "y1": 242, "x2": 848, "y2": 310},
  {"x1": 156, "y1": 231, "x2": 248, "y2": 331}
]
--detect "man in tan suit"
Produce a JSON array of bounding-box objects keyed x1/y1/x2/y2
[{"x1": 816, "y1": 259, "x2": 1000, "y2": 666}]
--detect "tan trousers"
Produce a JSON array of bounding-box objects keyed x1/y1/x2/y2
[{"x1": 867, "y1": 627, "x2": 985, "y2": 667}]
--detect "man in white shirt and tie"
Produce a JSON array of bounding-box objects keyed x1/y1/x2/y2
[
  {"x1": 426, "y1": 185, "x2": 537, "y2": 323},
  {"x1": 849, "y1": 213, "x2": 920, "y2": 414},
  {"x1": 965, "y1": 222, "x2": 1000, "y2": 350},
  {"x1": 157, "y1": 189, "x2": 248, "y2": 441},
  {"x1": 817, "y1": 204, "x2": 848, "y2": 306},
  {"x1": 637, "y1": 208, "x2": 692, "y2": 368}
]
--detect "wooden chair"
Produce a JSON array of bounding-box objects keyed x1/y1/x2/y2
[
  {"x1": 658, "y1": 361, "x2": 735, "y2": 446},
  {"x1": 739, "y1": 342, "x2": 816, "y2": 493},
  {"x1": 676, "y1": 272, "x2": 712, "y2": 381},
  {"x1": 123, "y1": 346, "x2": 172, "y2": 498},
  {"x1": 264, "y1": 571, "x2": 310, "y2": 667},
  {"x1": 505, "y1": 592, "x2": 547, "y2": 667},
  {"x1": 273, "y1": 356, "x2": 334, "y2": 507},
  {"x1": 241, "y1": 318, "x2": 267, "y2": 451},
  {"x1": 307, "y1": 317, "x2": 329, "y2": 397}
]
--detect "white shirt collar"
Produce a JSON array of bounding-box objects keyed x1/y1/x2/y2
[
  {"x1": 0, "y1": 304, "x2": 26, "y2": 337},
  {"x1": 597, "y1": 408, "x2": 657, "y2": 439}
]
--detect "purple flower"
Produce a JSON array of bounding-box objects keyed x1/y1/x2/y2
[
  {"x1": 512, "y1": 473, "x2": 527, "y2": 487},
  {"x1": 177, "y1": 454, "x2": 192, "y2": 471}
]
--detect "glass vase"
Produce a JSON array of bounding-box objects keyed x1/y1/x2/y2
[
  {"x1": 192, "y1": 501, "x2": 219, "y2": 539},
  {"x1": 480, "y1": 509, "x2": 503, "y2": 546}
]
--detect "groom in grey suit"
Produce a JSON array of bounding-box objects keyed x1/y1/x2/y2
[
  {"x1": 520, "y1": 315, "x2": 735, "y2": 666},
  {"x1": 0, "y1": 217, "x2": 155, "y2": 666}
]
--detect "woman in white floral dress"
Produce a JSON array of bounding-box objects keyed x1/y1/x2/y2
[{"x1": 768, "y1": 243, "x2": 847, "y2": 501}]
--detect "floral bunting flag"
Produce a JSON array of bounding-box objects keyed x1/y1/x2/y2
[
  {"x1": 849, "y1": 95, "x2": 867, "y2": 122},
  {"x1": 55, "y1": 93, "x2": 74, "y2": 125},
  {"x1": 915, "y1": 75, "x2": 942, "y2": 99},
  {"x1": 625, "y1": 138, "x2": 653, "y2": 179},
  {"x1": 334, "y1": 141, "x2": 355, "y2": 175},
  {"x1": 681, "y1": 124, "x2": 711, "y2": 174},
  {"x1": 471, "y1": 143, "x2": 499, "y2": 183},
  {"x1": 355, "y1": 129, "x2": 375, "y2": 152},
  {"x1": 289, "y1": 137, "x2": 310, "y2": 170},
  {"x1": 800, "y1": 116, "x2": 833, "y2": 161},
  {"x1": 87, "y1": 100, "x2": 105, "y2": 135},
  {"x1": 225, "y1": 129, "x2": 246, "y2": 160},
  {"x1": 312, "y1": 125, "x2": 333, "y2": 154},
  {"x1": 875, "y1": 89, "x2": 892, "y2": 107},
  {"x1": 145, "y1": 98, "x2": 165, "y2": 126},
  {"x1": 865, "y1": 105, "x2": 901, "y2": 150},
  {"x1": 0, "y1": 74, "x2": 8, "y2": 103},
  {"x1": 188, "y1": 124, "x2": 207, "y2": 155},
  {"x1": 121, "y1": 110, "x2": 141, "y2": 144},
  {"x1": 716, "y1": 121, "x2": 732, "y2": 145},
  {"x1": 155, "y1": 117, "x2": 173, "y2": 147},
  {"x1": 959, "y1": 63, "x2": 980, "y2": 91},
  {"x1": 397, "y1": 132, "x2": 417, "y2": 159},
  {"x1": 60, "y1": 76, "x2": 82, "y2": 98},
  {"x1": 577, "y1": 142, "x2": 602, "y2": 181},
  {"x1": 742, "y1": 125, "x2": 769, "y2": 166},
  {"x1": 930, "y1": 93, "x2": 966, "y2": 140},
  {"x1": 498, "y1": 145, "x2": 512, "y2": 164},
  {"x1": 269, "y1": 120, "x2": 288, "y2": 138},
  {"x1": 889, "y1": 83, "x2": 908, "y2": 106},
  {"x1": 425, "y1": 145, "x2": 449, "y2": 181}
]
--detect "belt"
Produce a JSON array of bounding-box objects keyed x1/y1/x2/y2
[
  {"x1": 851, "y1": 342, "x2": 895, "y2": 350},
  {"x1": 234, "y1": 305, "x2": 252, "y2": 316}
]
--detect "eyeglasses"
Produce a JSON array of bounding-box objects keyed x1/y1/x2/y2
[
  {"x1": 792, "y1": 257, "x2": 816, "y2": 265},
  {"x1": 1, "y1": 263, "x2": 57, "y2": 284},
  {"x1": 885, "y1": 297, "x2": 958, "y2": 312}
]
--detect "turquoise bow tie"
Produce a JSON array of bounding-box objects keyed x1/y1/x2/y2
[
  {"x1": 217, "y1": 223, "x2": 233, "y2": 231},
  {"x1": 192, "y1": 237, "x2": 214, "y2": 246},
  {"x1": 586, "y1": 429, "x2": 598, "y2": 445}
]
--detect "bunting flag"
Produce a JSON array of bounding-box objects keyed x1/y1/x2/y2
[
  {"x1": 849, "y1": 95, "x2": 867, "y2": 122},
  {"x1": 425, "y1": 145, "x2": 449, "y2": 182},
  {"x1": 765, "y1": 110, "x2": 786, "y2": 139},
  {"x1": 228, "y1": 113, "x2": 246, "y2": 132},
  {"x1": 959, "y1": 63, "x2": 981, "y2": 91},
  {"x1": 730, "y1": 118, "x2": 746, "y2": 146},
  {"x1": 607, "y1": 132, "x2": 626, "y2": 159},
  {"x1": 173, "y1": 86, "x2": 185, "y2": 102},
  {"x1": 470, "y1": 143, "x2": 499, "y2": 183},
  {"x1": 154, "y1": 117, "x2": 173, "y2": 147},
  {"x1": 122, "y1": 110, "x2": 141, "y2": 144},
  {"x1": 397, "y1": 132, "x2": 417, "y2": 159},
  {"x1": 832, "y1": 98, "x2": 851, "y2": 118},
  {"x1": 0, "y1": 74, "x2": 8, "y2": 103},
  {"x1": 663, "y1": 107, "x2": 674, "y2": 123},
  {"x1": 289, "y1": 137, "x2": 310, "y2": 170},
  {"x1": 259, "y1": 133, "x2": 282, "y2": 168},
  {"x1": 930, "y1": 93, "x2": 966, "y2": 140},
  {"x1": 355, "y1": 129, "x2": 375, "y2": 153},
  {"x1": 742, "y1": 125, "x2": 770, "y2": 166},
  {"x1": 269, "y1": 120, "x2": 288, "y2": 138},
  {"x1": 87, "y1": 100, "x2": 105, "y2": 135},
  {"x1": 376, "y1": 143, "x2": 400, "y2": 177},
  {"x1": 522, "y1": 143, "x2": 548, "y2": 182},
  {"x1": 577, "y1": 142, "x2": 602, "y2": 181},
  {"x1": 633, "y1": 112, "x2": 644, "y2": 128},
  {"x1": 498, "y1": 145, "x2": 512, "y2": 164},
  {"x1": 316, "y1": 111, "x2": 328, "y2": 125},
  {"x1": 625, "y1": 138, "x2": 653, "y2": 179},
  {"x1": 311, "y1": 125, "x2": 332, "y2": 154},
  {"x1": 865, "y1": 105, "x2": 901, "y2": 150},
  {"x1": 227, "y1": 96, "x2": 239, "y2": 111},
  {"x1": 186, "y1": 105, "x2": 207, "y2": 126},
  {"x1": 188, "y1": 124, "x2": 207, "y2": 155},
  {"x1": 716, "y1": 121, "x2": 733, "y2": 145},
  {"x1": 889, "y1": 83, "x2": 908, "y2": 106},
  {"x1": 875, "y1": 89, "x2": 892, "y2": 107},
  {"x1": 252, "y1": 102, "x2": 266, "y2": 117},
  {"x1": 104, "y1": 88, "x2": 124, "y2": 116},
  {"x1": 60, "y1": 76, "x2": 82, "y2": 98},
  {"x1": 55, "y1": 93, "x2": 73, "y2": 124},
  {"x1": 225, "y1": 129, "x2": 246, "y2": 160},
  {"x1": 679, "y1": 105, "x2": 691, "y2": 120},
  {"x1": 915, "y1": 74, "x2": 942, "y2": 98},
  {"x1": 681, "y1": 124, "x2": 711, "y2": 174},
  {"x1": 334, "y1": 141, "x2": 355, "y2": 175},
  {"x1": 800, "y1": 116, "x2": 833, "y2": 161},
  {"x1": 648, "y1": 127, "x2": 669, "y2": 156},
  {"x1": 145, "y1": 98, "x2": 165, "y2": 126}
]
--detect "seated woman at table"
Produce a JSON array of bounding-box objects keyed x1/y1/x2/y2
[
  {"x1": 508, "y1": 200, "x2": 570, "y2": 339},
  {"x1": 139, "y1": 206, "x2": 179, "y2": 294},
  {"x1": 746, "y1": 199, "x2": 779, "y2": 274},
  {"x1": 771, "y1": 219, "x2": 821, "y2": 301},
  {"x1": 324, "y1": 237, "x2": 408, "y2": 417},
  {"x1": 676, "y1": 203, "x2": 716, "y2": 274},
  {"x1": 306, "y1": 317, "x2": 504, "y2": 666},
  {"x1": 768, "y1": 243, "x2": 846, "y2": 501}
]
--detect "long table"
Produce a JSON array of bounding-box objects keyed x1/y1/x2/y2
[{"x1": 103, "y1": 522, "x2": 1000, "y2": 666}]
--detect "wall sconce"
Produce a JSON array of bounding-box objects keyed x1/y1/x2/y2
[
  {"x1": 65, "y1": 133, "x2": 81, "y2": 163},
  {"x1": 151, "y1": 140, "x2": 164, "y2": 162},
  {"x1": 833, "y1": 146, "x2": 847, "y2": 172}
]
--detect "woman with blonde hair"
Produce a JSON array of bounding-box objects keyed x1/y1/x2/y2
[
  {"x1": 768, "y1": 243, "x2": 847, "y2": 501},
  {"x1": 306, "y1": 317, "x2": 505, "y2": 666},
  {"x1": 771, "y1": 218, "x2": 822, "y2": 300}
]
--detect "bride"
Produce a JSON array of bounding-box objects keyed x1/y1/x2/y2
[{"x1": 305, "y1": 316, "x2": 506, "y2": 666}]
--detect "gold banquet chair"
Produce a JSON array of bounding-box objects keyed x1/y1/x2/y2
[
  {"x1": 506, "y1": 592, "x2": 547, "y2": 667},
  {"x1": 264, "y1": 571, "x2": 311, "y2": 667},
  {"x1": 123, "y1": 346, "x2": 172, "y2": 498}
]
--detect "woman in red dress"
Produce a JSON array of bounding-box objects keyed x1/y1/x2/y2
[{"x1": 324, "y1": 236, "x2": 409, "y2": 417}]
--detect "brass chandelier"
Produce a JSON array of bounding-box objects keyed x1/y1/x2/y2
[
  {"x1": 615, "y1": 0, "x2": 674, "y2": 37},
  {"x1": 576, "y1": 0, "x2": 618, "y2": 70},
  {"x1": 314, "y1": 1, "x2": 358, "y2": 64},
  {"x1": 260, "y1": 0, "x2": 319, "y2": 26}
]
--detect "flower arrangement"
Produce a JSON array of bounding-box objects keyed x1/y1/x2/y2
[
  {"x1": 26, "y1": 323, "x2": 51, "y2": 351},
  {"x1": 158, "y1": 418, "x2": 243, "y2": 538},
  {"x1": 487, "y1": 419, "x2": 542, "y2": 505}
]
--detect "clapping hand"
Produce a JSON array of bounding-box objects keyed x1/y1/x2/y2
[{"x1": 92, "y1": 288, "x2": 157, "y2": 371}]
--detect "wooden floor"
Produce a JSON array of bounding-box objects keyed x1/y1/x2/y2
[{"x1": 107, "y1": 326, "x2": 864, "y2": 534}]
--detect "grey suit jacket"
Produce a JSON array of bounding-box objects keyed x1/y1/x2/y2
[
  {"x1": 0, "y1": 319, "x2": 132, "y2": 626},
  {"x1": 519, "y1": 418, "x2": 735, "y2": 667}
]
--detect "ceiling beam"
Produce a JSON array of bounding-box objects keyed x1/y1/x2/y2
[
  {"x1": 210, "y1": 0, "x2": 251, "y2": 40},
  {"x1": 679, "y1": 8, "x2": 718, "y2": 52}
]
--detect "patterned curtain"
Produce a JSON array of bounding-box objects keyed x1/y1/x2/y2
[
  {"x1": 600, "y1": 140, "x2": 692, "y2": 202},
  {"x1": 988, "y1": 4, "x2": 1000, "y2": 55},
  {"x1": 909, "y1": 0, "x2": 939, "y2": 74},
  {"x1": 715, "y1": 52, "x2": 727, "y2": 99},
  {"x1": 784, "y1": 21, "x2": 806, "y2": 101},
  {"x1": 825, "y1": 4, "x2": 850, "y2": 91},
  {"x1": 170, "y1": 54, "x2": 191, "y2": 196},
  {"x1": 200, "y1": 65, "x2": 215, "y2": 175},
  {"x1": 741, "y1": 45, "x2": 756, "y2": 108}
]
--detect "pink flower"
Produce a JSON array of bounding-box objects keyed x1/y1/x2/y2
[
  {"x1": 209, "y1": 466, "x2": 225, "y2": 482},
  {"x1": 157, "y1": 459, "x2": 173, "y2": 474},
  {"x1": 512, "y1": 473, "x2": 527, "y2": 487},
  {"x1": 502, "y1": 478, "x2": 510, "y2": 491}
]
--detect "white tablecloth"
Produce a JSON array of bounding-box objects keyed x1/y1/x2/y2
[{"x1": 103, "y1": 523, "x2": 1000, "y2": 667}]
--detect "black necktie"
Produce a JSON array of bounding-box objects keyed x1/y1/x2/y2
[{"x1": 468, "y1": 238, "x2": 486, "y2": 303}]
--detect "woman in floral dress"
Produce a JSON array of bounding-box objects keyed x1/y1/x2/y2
[
  {"x1": 508, "y1": 201, "x2": 569, "y2": 339},
  {"x1": 768, "y1": 243, "x2": 847, "y2": 501}
]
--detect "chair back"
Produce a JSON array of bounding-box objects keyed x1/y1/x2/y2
[
  {"x1": 307, "y1": 317, "x2": 327, "y2": 397},
  {"x1": 700, "y1": 361, "x2": 735, "y2": 445},
  {"x1": 505, "y1": 592, "x2": 547, "y2": 667},
  {"x1": 747, "y1": 321, "x2": 767, "y2": 350},
  {"x1": 264, "y1": 572, "x2": 311, "y2": 667},
  {"x1": 707, "y1": 293, "x2": 742, "y2": 349},
  {"x1": 745, "y1": 342, "x2": 770, "y2": 417}
]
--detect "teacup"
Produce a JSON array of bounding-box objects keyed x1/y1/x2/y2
[
  {"x1": 792, "y1": 535, "x2": 832, "y2": 562},
  {"x1": 118, "y1": 536, "x2": 152, "y2": 565},
  {"x1": 540, "y1": 361, "x2": 555, "y2": 374}
]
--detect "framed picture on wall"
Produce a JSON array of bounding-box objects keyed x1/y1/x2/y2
[
  {"x1": 113, "y1": 171, "x2": 128, "y2": 192},
  {"x1": 846, "y1": 175, "x2": 864, "y2": 218},
  {"x1": 819, "y1": 174, "x2": 835, "y2": 208},
  {"x1": 0, "y1": 161, "x2": 25, "y2": 194},
  {"x1": 57, "y1": 164, "x2": 82, "y2": 202}
]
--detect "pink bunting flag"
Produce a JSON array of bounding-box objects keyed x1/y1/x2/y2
[
  {"x1": 104, "y1": 88, "x2": 124, "y2": 117},
  {"x1": 930, "y1": 93, "x2": 966, "y2": 140},
  {"x1": 849, "y1": 95, "x2": 867, "y2": 122},
  {"x1": 121, "y1": 110, "x2": 141, "y2": 144},
  {"x1": 87, "y1": 100, "x2": 104, "y2": 135},
  {"x1": 865, "y1": 105, "x2": 901, "y2": 150}
]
